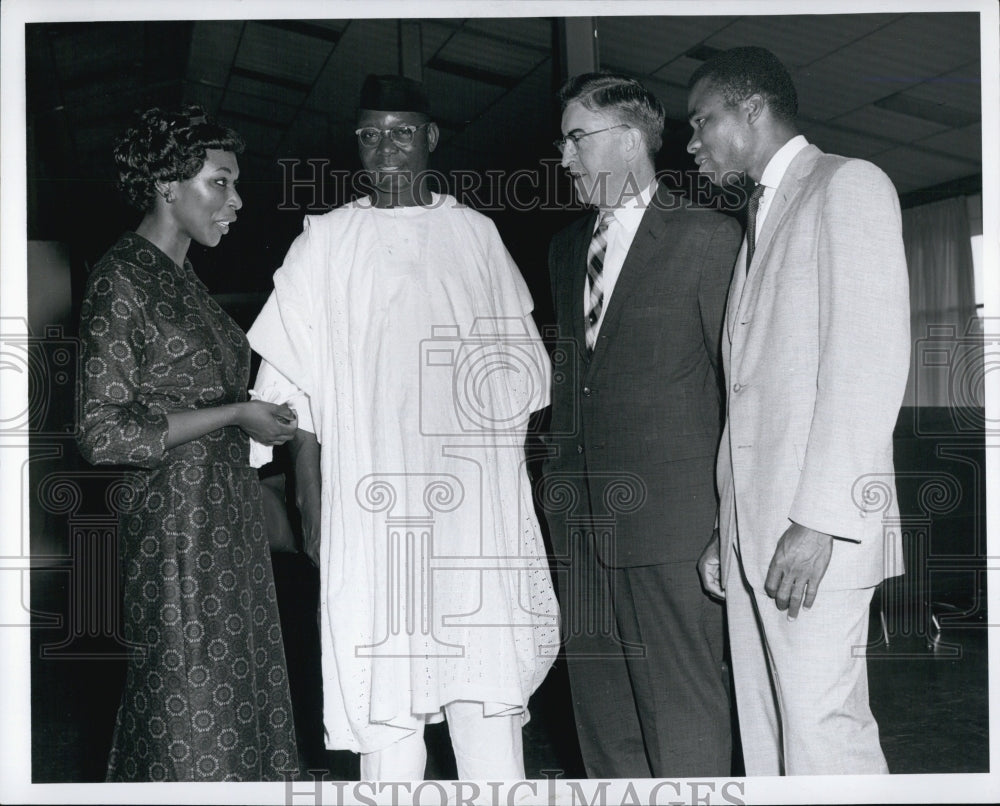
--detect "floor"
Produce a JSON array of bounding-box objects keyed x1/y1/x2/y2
[{"x1": 28, "y1": 551, "x2": 989, "y2": 784}]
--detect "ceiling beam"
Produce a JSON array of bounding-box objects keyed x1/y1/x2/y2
[{"x1": 257, "y1": 20, "x2": 343, "y2": 44}]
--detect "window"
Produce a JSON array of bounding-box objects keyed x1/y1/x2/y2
[{"x1": 971, "y1": 233, "x2": 983, "y2": 315}]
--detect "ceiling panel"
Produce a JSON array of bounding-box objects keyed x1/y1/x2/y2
[
  {"x1": 795, "y1": 11, "x2": 981, "y2": 121},
  {"x1": 598, "y1": 15, "x2": 737, "y2": 75},
  {"x1": 464, "y1": 17, "x2": 552, "y2": 51},
  {"x1": 701, "y1": 13, "x2": 903, "y2": 68},
  {"x1": 422, "y1": 67, "x2": 507, "y2": 127},
  {"x1": 873, "y1": 145, "x2": 982, "y2": 194},
  {"x1": 835, "y1": 104, "x2": 950, "y2": 144},
  {"x1": 228, "y1": 72, "x2": 309, "y2": 107},
  {"x1": 915, "y1": 122, "x2": 982, "y2": 162},
  {"x1": 220, "y1": 92, "x2": 299, "y2": 128},
  {"x1": 236, "y1": 21, "x2": 334, "y2": 85},
  {"x1": 797, "y1": 120, "x2": 895, "y2": 160},
  {"x1": 300, "y1": 19, "x2": 351, "y2": 34},
  {"x1": 24, "y1": 11, "x2": 986, "y2": 217},
  {"x1": 49, "y1": 22, "x2": 144, "y2": 78},
  {"x1": 650, "y1": 55, "x2": 709, "y2": 101},
  {"x1": 437, "y1": 30, "x2": 545, "y2": 77},
  {"x1": 905, "y1": 61, "x2": 982, "y2": 115},
  {"x1": 794, "y1": 58, "x2": 913, "y2": 122},
  {"x1": 307, "y1": 19, "x2": 399, "y2": 122},
  {"x1": 186, "y1": 21, "x2": 243, "y2": 88},
  {"x1": 420, "y1": 20, "x2": 464, "y2": 60},
  {"x1": 445, "y1": 58, "x2": 553, "y2": 165}
]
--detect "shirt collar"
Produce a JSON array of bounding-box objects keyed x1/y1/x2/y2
[
  {"x1": 602, "y1": 180, "x2": 657, "y2": 234},
  {"x1": 759, "y1": 134, "x2": 809, "y2": 190}
]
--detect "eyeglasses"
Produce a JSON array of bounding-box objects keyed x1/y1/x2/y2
[
  {"x1": 355, "y1": 123, "x2": 431, "y2": 148},
  {"x1": 553, "y1": 124, "x2": 629, "y2": 154}
]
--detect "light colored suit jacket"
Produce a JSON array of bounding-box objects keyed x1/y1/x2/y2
[{"x1": 717, "y1": 144, "x2": 910, "y2": 592}]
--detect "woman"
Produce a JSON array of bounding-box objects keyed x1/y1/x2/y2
[{"x1": 77, "y1": 106, "x2": 300, "y2": 781}]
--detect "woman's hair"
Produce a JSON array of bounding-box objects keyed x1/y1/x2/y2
[{"x1": 114, "y1": 105, "x2": 245, "y2": 212}]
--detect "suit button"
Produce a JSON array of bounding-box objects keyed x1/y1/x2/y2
[
  {"x1": 577, "y1": 444, "x2": 584, "y2": 454},
  {"x1": 733, "y1": 382, "x2": 743, "y2": 393},
  {"x1": 583, "y1": 386, "x2": 591, "y2": 396}
]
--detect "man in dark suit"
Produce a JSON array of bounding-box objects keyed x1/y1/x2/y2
[{"x1": 540, "y1": 72, "x2": 742, "y2": 778}]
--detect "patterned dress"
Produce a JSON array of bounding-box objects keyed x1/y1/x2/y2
[{"x1": 77, "y1": 232, "x2": 298, "y2": 781}]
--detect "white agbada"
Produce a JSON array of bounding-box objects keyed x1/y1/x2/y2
[{"x1": 247, "y1": 194, "x2": 559, "y2": 754}]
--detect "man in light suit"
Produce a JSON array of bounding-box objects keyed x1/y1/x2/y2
[
  {"x1": 687, "y1": 47, "x2": 910, "y2": 775},
  {"x1": 540, "y1": 72, "x2": 742, "y2": 777}
]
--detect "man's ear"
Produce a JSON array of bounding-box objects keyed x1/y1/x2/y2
[
  {"x1": 745, "y1": 93, "x2": 766, "y2": 125},
  {"x1": 426, "y1": 122, "x2": 440, "y2": 153},
  {"x1": 622, "y1": 126, "x2": 644, "y2": 162}
]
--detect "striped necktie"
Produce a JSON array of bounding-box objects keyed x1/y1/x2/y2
[
  {"x1": 745, "y1": 182, "x2": 765, "y2": 274},
  {"x1": 585, "y1": 210, "x2": 614, "y2": 353}
]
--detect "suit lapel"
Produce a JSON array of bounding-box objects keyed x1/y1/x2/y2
[
  {"x1": 735, "y1": 145, "x2": 820, "y2": 322},
  {"x1": 749, "y1": 145, "x2": 820, "y2": 274},
  {"x1": 590, "y1": 191, "x2": 673, "y2": 364}
]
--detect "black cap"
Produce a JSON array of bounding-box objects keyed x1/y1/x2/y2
[{"x1": 359, "y1": 74, "x2": 430, "y2": 114}]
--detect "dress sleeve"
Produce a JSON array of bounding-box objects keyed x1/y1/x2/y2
[{"x1": 76, "y1": 264, "x2": 169, "y2": 468}]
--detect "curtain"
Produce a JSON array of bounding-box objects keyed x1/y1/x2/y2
[{"x1": 901, "y1": 195, "x2": 979, "y2": 407}]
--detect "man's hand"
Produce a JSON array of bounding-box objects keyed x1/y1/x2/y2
[
  {"x1": 764, "y1": 523, "x2": 834, "y2": 619},
  {"x1": 697, "y1": 529, "x2": 725, "y2": 601}
]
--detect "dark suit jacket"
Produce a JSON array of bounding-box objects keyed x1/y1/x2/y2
[{"x1": 541, "y1": 186, "x2": 742, "y2": 567}]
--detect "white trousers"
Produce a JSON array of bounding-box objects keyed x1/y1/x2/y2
[
  {"x1": 725, "y1": 543, "x2": 889, "y2": 775},
  {"x1": 359, "y1": 700, "x2": 525, "y2": 781}
]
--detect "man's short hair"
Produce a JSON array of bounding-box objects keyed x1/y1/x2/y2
[
  {"x1": 688, "y1": 46, "x2": 798, "y2": 122},
  {"x1": 558, "y1": 71, "x2": 665, "y2": 159}
]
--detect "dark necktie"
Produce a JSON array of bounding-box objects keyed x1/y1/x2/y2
[
  {"x1": 745, "y1": 182, "x2": 765, "y2": 274},
  {"x1": 585, "y1": 211, "x2": 614, "y2": 353}
]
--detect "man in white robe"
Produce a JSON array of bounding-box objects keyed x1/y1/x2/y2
[{"x1": 247, "y1": 74, "x2": 558, "y2": 781}]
